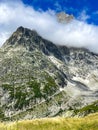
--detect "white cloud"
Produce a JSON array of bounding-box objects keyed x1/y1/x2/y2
[
  {"x1": 0, "y1": 0, "x2": 98, "y2": 53},
  {"x1": 78, "y1": 10, "x2": 90, "y2": 22}
]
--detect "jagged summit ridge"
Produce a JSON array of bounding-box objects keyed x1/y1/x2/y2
[
  {"x1": 16, "y1": 26, "x2": 38, "y2": 36},
  {"x1": 3, "y1": 27, "x2": 64, "y2": 60},
  {"x1": 3, "y1": 26, "x2": 39, "y2": 46},
  {"x1": 2, "y1": 26, "x2": 98, "y2": 65}
]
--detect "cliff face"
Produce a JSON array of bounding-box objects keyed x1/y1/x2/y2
[{"x1": 0, "y1": 26, "x2": 98, "y2": 120}]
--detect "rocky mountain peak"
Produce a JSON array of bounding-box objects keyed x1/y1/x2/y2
[
  {"x1": 2, "y1": 27, "x2": 64, "y2": 60},
  {"x1": 16, "y1": 26, "x2": 38, "y2": 36},
  {"x1": 57, "y1": 12, "x2": 74, "y2": 23},
  {"x1": 3, "y1": 26, "x2": 39, "y2": 47},
  {"x1": 16, "y1": 26, "x2": 25, "y2": 33}
]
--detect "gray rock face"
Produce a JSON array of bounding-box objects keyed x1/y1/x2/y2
[{"x1": 0, "y1": 26, "x2": 98, "y2": 120}]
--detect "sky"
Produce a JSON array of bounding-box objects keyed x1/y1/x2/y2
[
  {"x1": 0, "y1": 0, "x2": 98, "y2": 53},
  {"x1": 23, "y1": 0, "x2": 98, "y2": 25}
]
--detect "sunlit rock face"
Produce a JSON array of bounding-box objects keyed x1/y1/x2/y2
[{"x1": 0, "y1": 26, "x2": 98, "y2": 121}]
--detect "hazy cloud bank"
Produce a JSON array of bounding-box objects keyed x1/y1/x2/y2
[{"x1": 0, "y1": 0, "x2": 98, "y2": 53}]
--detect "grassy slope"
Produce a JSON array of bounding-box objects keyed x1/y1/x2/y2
[{"x1": 0, "y1": 112, "x2": 98, "y2": 130}]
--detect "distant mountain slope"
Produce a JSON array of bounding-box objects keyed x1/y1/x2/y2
[{"x1": 0, "y1": 26, "x2": 98, "y2": 120}]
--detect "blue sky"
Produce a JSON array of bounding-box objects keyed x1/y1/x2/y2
[{"x1": 22, "y1": 0, "x2": 98, "y2": 25}]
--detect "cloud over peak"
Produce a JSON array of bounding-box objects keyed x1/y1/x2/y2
[{"x1": 0, "y1": 0, "x2": 98, "y2": 53}]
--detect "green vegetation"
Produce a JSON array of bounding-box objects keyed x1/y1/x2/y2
[
  {"x1": 1, "y1": 73, "x2": 58, "y2": 110},
  {"x1": 74, "y1": 100, "x2": 98, "y2": 116},
  {"x1": 0, "y1": 108, "x2": 4, "y2": 120},
  {"x1": 0, "y1": 113, "x2": 98, "y2": 130},
  {"x1": 10, "y1": 91, "x2": 67, "y2": 120},
  {"x1": 0, "y1": 73, "x2": 59, "y2": 121},
  {"x1": 43, "y1": 74, "x2": 58, "y2": 98}
]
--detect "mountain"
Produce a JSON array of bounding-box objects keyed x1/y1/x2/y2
[
  {"x1": 0, "y1": 26, "x2": 98, "y2": 120},
  {"x1": 57, "y1": 12, "x2": 74, "y2": 23}
]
